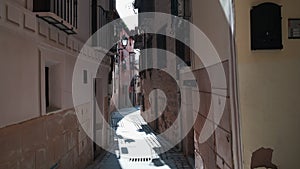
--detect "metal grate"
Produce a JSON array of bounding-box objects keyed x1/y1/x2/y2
[{"x1": 129, "y1": 158, "x2": 152, "y2": 162}]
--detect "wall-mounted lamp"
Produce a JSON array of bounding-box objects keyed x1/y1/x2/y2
[{"x1": 121, "y1": 36, "x2": 129, "y2": 48}]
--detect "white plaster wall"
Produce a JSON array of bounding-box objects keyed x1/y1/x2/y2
[
  {"x1": 0, "y1": 0, "x2": 111, "y2": 129},
  {"x1": 0, "y1": 27, "x2": 40, "y2": 127},
  {"x1": 64, "y1": 54, "x2": 77, "y2": 109},
  {"x1": 235, "y1": 0, "x2": 300, "y2": 168}
]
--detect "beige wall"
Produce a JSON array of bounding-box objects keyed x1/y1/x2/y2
[{"x1": 235, "y1": 0, "x2": 300, "y2": 168}]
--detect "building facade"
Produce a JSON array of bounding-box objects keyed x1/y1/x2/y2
[
  {"x1": 112, "y1": 28, "x2": 140, "y2": 109},
  {"x1": 0, "y1": 0, "x2": 119, "y2": 168},
  {"x1": 133, "y1": 0, "x2": 238, "y2": 168},
  {"x1": 1, "y1": 0, "x2": 300, "y2": 169},
  {"x1": 134, "y1": 0, "x2": 300, "y2": 168}
]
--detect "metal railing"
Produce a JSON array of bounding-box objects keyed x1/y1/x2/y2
[
  {"x1": 51, "y1": 0, "x2": 78, "y2": 28},
  {"x1": 34, "y1": 0, "x2": 78, "y2": 28}
]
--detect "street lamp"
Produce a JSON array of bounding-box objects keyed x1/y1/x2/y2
[{"x1": 121, "y1": 36, "x2": 128, "y2": 48}]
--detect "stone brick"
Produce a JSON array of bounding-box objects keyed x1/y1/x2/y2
[
  {"x1": 78, "y1": 138, "x2": 93, "y2": 169},
  {"x1": 217, "y1": 155, "x2": 233, "y2": 169},
  {"x1": 193, "y1": 114, "x2": 205, "y2": 136},
  {"x1": 218, "y1": 98, "x2": 231, "y2": 133},
  {"x1": 207, "y1": 63, "x2": 225, "y2": 90},
  {"x1": 45, "y1": 142, "x2": 56, "y2": 168},
  {"x1": 78, "y1": 122, "x2": 89, "y2": 143},
  {"x1": 0, "y1": 125, "x2": 22, "y2": 165},
  {"x1": 46, "y1": 113, "x2": 64, "y2": 140},
  {"x1": 192, "y1": 90, "x2": 200, "y2": 114},
  {"x1": 197, "y1": 143, "x2": 217, "y2": 169},
  {"x1": 62, "y1": 111, "x2": 78, "y2": 132},
  {"x1": 71, "y1": 147, "x2": 79, "y2": 169},
  {"x1": 194, "y1": 68, "x2": 211, "y2": 93},
  {"x1": 216, "y1": 154, "x2": 224, "y2": 169},
  {"x1": 65, "y1": 129, "x2": 78, "y2": 151},
  {"x1": 195, "y1": 151, "x2": 204, "y2": 169},
  {"x1": 53, "y1": 135, "x2": 68, "y2": 161},
  {"x1": 21, "y1": 118, "x2": 47, "y2": 151},
  {"x1": 199, "y1": 92, "x2": 211, "y2": 119},
  {"x1": 0, "y1": 160, "x2": 19, "y2": 169},
  {"x1": 20, "y1": 150, "x2": 35, "y2": 169},
  {"x1": 60, "y1": 150, "x2": 74, "y2": 169},
  {"x1": 210, "y1": 94, "x2": 226, "y2": 124},
  {"x1": 35, "y1": 148, "x2": 48, "y2": 169},
  {"x1": 78, "y1": 137, "x2": 88, "y2": 155},
  {"x1": 76, "y1": 106, "x2": 90, "y2": 124},
  {"x1": 0, "y1": 109, "x2": 92, "y2": 169},
  {"x1": 194, "y1": 115, "x2": 215, "y2": 151},
  {"x1": 215, "y1": 127, "x2": 233, "y2": 168}
]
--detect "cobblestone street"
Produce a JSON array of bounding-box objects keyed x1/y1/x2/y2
[{"x1": 86, "y1": 108, "x2": 193, "y2": 169}]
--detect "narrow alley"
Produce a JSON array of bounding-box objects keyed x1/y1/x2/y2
[{"x1": 0, "y1": 0, "x2": 299, "y2": 169}]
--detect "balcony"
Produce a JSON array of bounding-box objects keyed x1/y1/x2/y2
[{"x1": 33, "y1": 0, "x2": 78, "y2": 34}]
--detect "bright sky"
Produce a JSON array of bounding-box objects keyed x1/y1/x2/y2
[{"x1": 116, "y1": 0, "x2": 138, "y2": 30}]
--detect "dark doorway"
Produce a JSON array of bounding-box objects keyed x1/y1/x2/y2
[{"x1": 45, "y1": 67, "x2": 49, "y2": 108}]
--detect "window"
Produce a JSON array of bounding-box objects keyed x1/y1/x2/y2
[
  {"x1": 45, "y1": 67, "x2": 50, "y2": 108},
  {"x1": 146, "y1": 38, "x2": 153, "y2": 68},
  {"x1": 157, "y1": 33, "x2": 167, "y2": 68},
  {"x1": 83, "y1": 70, "x2": 88, "y2": 84},
  {"x1": 44, "y1": 62, "x2": 62, "y2": 113},
  {"x1": 171, "y1": 0, "x2": 178, "y2": 16},
  {"x1": 176, "y1": 39, "x2": 191, "y2": 66}
]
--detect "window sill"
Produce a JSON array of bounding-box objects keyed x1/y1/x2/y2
[{"x1": 46, "y1": 106, "x2": 62, "y2": 115}]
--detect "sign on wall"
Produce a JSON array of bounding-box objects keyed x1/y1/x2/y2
[{"x1": 288, "y1": 19, "x2": 300, "y2": 39}]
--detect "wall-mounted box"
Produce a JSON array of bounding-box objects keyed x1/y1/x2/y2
[
  {"x1": 250, "y1": 2, "x2": 283, "y2": 50},
  {"x1": 288, "y1": 19, "x2": 300, "y2": 39}
]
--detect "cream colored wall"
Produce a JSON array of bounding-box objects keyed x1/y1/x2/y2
[{"x1": 235, "y1": 0, "x2": 300, "y2": 168}]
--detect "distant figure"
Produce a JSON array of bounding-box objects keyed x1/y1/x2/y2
[{"x1": 251, "y1": 147, "x2": 277, "y2": 169}]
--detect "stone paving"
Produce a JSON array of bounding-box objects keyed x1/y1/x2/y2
[
  {"x1": 86, "y1": 148, "x2": 193, "y2": 169},
  {"x1": 86, "y1": 108, "x2": 194, "y2": 169}
]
